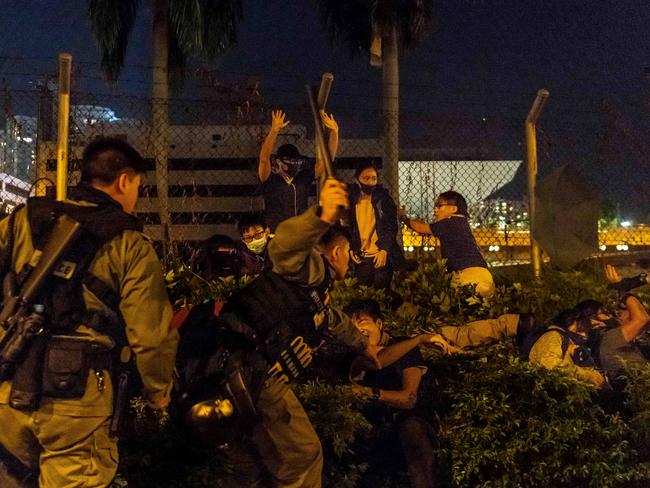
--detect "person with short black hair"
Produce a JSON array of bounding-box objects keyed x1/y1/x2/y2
[
  {"x1": 237, "y1": 213, "x2": 270, "y2": 276},
  {"x1": 343, "y1": 298, "x2": 450, "y2": 488},
  {"x1": 0, "y1": 137, "x2": 177, "y2": 487},
  {"x1": 401, "y1": 191, "x2": 495, "y2": 298},
  {"x1": 348, "y1": 161, "x2": 404, "y2": 289},
  {"x1": 209, "y1": 180, "x2": 386, "y2": 487},
  {"x1": 258, "y1": 109, "x2": 339, "y2": 231}
]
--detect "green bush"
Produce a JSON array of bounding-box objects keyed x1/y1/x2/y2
[{"x1": 112, "y1": 259, "x2": 650, "y2": 487}]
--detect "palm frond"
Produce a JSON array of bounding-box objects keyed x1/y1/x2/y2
[
  {"x1": 87, "y1": 0, "x2": 140, "y2": 82},
  {"x1": 169, "y1": 0, "x2": 243, "y2": 59},
  {"x1": 316, "y1": 0, "x2": 434, "y2": 54},
  {"x1": 316, "y1": 0, "x2": 374, "y2": 55},
  {"x1": 396, "y1": 0, "x2": 434, "y2": 49}
]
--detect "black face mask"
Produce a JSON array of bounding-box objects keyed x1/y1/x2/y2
[{"x1": 359, "y1": 183, "x2": 376, "y2": 195}]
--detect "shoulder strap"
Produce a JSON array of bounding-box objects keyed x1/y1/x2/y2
[{"x1": 0, "y1": 204, "x2": 24, "y2": 278}]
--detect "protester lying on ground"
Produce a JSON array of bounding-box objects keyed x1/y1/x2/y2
[
  {"x1": 344, "y1": 299, "x2": 451, "y2": 488},
  {"x1": 400, "y1": 191, "x2": 495, "y2": 298},
  {"x1": 237, "y1": 213, "x2": 270, "y2": 276},
  {"x1": 347, "y1": 161, "x2": 405, "y2": 289},
  {"x1": 258, "y1": 109, "x2": 339, "y2": 232},
  {"x1": 524, "y1": 305, "x2": 608, "y2": 387}
]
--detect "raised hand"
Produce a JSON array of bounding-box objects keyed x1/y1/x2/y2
[
  {"x1": 270, "y1": 110, "x2": 290, "y2": 132},
  {"x1": 320, "y1": 110, "x2": 338, "y2": 132},
  {"x1": 605, "y1": 264, "x2": 622, "y2": 284}
]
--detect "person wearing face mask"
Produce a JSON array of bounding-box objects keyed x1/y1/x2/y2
[
  {"x1": 348, "y1": 161, "x2": 404, "y2": 289},
  {"x1": 401, "y1": 191, "x2": 495, "y2": 298},
  {"x1": 258, "y1": 109, "x2": 339, "y2": 232},
  {"x1": 237, "y1": 213, "x2": 271, "y2": 276}
]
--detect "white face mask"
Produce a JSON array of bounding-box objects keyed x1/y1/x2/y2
[{"x1": 245, "y1": 235, "x2": 268, "y2": 255}]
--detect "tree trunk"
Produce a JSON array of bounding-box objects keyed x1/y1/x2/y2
[
  {"x1": 382, "y1": 25, "x2": 400, "y2": 204},
  {"x1": 151, "y1": 0, "x2": 171, "y2": 250}
]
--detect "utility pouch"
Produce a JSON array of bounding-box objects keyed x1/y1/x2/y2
[{"x1": 42, "y1": 337, "x2": 92, "y2": 399}]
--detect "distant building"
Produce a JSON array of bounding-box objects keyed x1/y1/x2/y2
[{"x1": 2, "y1": 115, "x2": 37, "y2": 181}]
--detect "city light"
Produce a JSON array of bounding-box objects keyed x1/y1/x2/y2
[
  {"x1": 621, "y1": 221, "x2": 632, "y2": 228},
  {"x1": 600, "y1": 244, "x2": 607, "y2": 251}
]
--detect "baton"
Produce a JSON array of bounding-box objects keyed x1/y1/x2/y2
[
  {"x1": 317, "y1": 72, "x2": 334, "y2": 110},
  {"x1": 306, "y1": 84, "x2": 335, "y2": 179}
]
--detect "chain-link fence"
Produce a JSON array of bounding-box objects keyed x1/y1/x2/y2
[{"x1": 2, "y1": 58, "x2": 649, "y2": 266}]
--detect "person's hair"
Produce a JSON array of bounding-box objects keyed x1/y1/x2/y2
[
  {"x1": 205, "y1": 234, "x2": 236, "y2": 251},
  {"x1": 438, "y1": 191, "x2": 468, "y2": 217},
  {"x1": 276, "y1": 143, "x2": 302, "y2": 159},
  {"x1": 552, "y1": 300, "x2": 604, "y2": 332},
  {"x1": 343, "y1": 299, "x2": 383, "y2": 321},
  {"x1": 319, "y1": 224, "x2": 351, "y2": 251},
  {"x1": 237, "y1": 213, "x2": 266, "y2": 234},
  {"x1": 552, "y1": 308, "x2": 580, "y2": 330},
  {"x1": 354, "y1": 160, "x2": 379, "y2": 179},
  {"x1": 80, "y1": 137, "x2": 146, "y2": 184}
]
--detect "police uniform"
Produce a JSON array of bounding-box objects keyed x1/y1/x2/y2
[
  {"x1": 0, "y1": 184, "x2": 178, "y2": 487},
  {"x1": 217, "y1": 206, "x2": 368, "y2": 488}
]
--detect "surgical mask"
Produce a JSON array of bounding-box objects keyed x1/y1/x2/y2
[
  {"x1": 246, "y1": 236, "x2": 268, "y2": 255},
  {"x1": 359, "y1": 183, "x2": 376, "y2": 195}
]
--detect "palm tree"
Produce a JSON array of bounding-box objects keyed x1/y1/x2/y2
[
  {"x1": 317, "y1": 0, "x2": 433, "y2": 202},
  {"x1": 88, "y1": 0, "x2": 243, "y2": 242}
]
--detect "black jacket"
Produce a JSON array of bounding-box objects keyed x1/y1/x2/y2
[{"x1": 348, "y1": 184, "x2": 405, "y2": 269}]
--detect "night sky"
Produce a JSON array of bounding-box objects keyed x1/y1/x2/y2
[
  {"x1": 2, "y1": 0, "x2": 650, "y2": 217},
  {"x1": 2, "y1": 1, "x2": 649, "y2": 105}
]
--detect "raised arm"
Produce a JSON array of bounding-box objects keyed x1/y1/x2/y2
[
  {"x1": 267, "y1": 179, "x2": 348, "y2": 284},
  {"x1": 315, "y1": 111, "x2": 339, "y2": 179},
  {"x1": 619, "y1": 294, "x2": 650, "y2": 342},
  {"x1": 258, "y1": 110, "x2": 289, "y2": 182}
]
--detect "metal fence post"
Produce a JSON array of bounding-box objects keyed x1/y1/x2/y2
[
  {"x1": 56, "y1": 53, "x2": 72, "y2": 202},
  {"x1": 525, "y1": 89, "x2": 549, "y2": 280}
]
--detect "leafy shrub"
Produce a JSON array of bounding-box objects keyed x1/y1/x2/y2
[{"x1": 112, "y1": 258, "x2": 650, "y2": 487}]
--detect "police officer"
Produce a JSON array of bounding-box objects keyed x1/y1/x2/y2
[
  {"x1": 0, "y1": 138, "x2": 178, "y2": 487},
  {"x1": 215, "y1": 179, "x2": 381, "y2": 487}
]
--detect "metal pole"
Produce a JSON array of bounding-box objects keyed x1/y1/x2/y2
[
  {"x1": 56, "y1": 53, "x2": 72, "y2": 201},
  {"x1": 525, "y1": 89, "x2": 549, "y2": 280}
]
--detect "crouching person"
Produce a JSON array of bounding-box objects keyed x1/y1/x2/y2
[{"x1": 344, "y1": 299, "x2": 450, "y2": 488}]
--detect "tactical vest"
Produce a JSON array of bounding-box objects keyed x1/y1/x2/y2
[
  {"x1": 220, "y1": 260, "x2": 333, "y2": 385},
  {"x1": 20, "y1": 192, "x2": 142, "y2": 337}
]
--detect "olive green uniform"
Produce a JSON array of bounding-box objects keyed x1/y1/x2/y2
[
  {"x1": 0, "y1": 195, "x2": 178, "y2": 487},
  {"x1": 226, "y1": 207, "x2": 368, "y2": 488}
]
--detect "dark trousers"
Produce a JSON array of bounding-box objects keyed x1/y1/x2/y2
[
  {"x1": 397, "y1": 415, "x2": 441, "y2": 488},
  {"x1": 354, "y1": 258, "x2": 393, "y2": 289}
]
